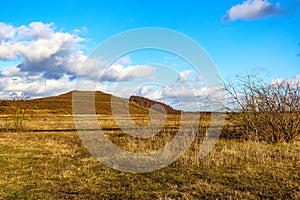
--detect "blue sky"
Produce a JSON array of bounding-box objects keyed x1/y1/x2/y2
[{"x1": 0, "y1": 0, "x2": 299, "y2": 110}]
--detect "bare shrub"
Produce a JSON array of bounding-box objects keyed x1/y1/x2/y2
[
  {"x1": 225, "y1": 75, "x2": 300, "y2": 143},
  {"x1": 7, "y1": 93, "x2": 31, "y2": 132}
]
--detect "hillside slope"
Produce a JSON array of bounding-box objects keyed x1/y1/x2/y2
[{"x1": 0, "y1": 91, "x2": 173, "y2": 116}]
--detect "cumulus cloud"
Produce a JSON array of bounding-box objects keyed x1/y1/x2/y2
[
  {"x1": 137, "y1": 84, "x2": 224, "y2": 111},
  {"x1": 271, "y1": 74, "x2": 300, "y2": 87},
  {"x1": 101, "y1": 63, "x2": 155, "y2": 82},
  {"x1": 127, "y1": 70, "x2": 225, "y2": 112},
  {"x1": 0, "y1": 22, "x2": 86, "y2": 80},
  {"x1": 177, "y1": 70, "x2": 193, "y2": 82},
  {"x1": 17, "y1": 22, "x2": 55, "y2": 40},
  {"x1": 138, "y1": 85, "x2": 165, "y2": 100},
  {"x1": 222, "y1": 0, "x2": 284, "y2": 22},
  {"x1": 0, "y1": 22, "x2": 15, "y2": 40},
  {"x1": 94, "y1": 55, "x2": 156, "y2": 82},
  {"x1": 0, "y1": 72, "x2": 74, "y2": 99},
  {"x1": 0, "y1": 22, "x2": 157, "y2": 98}
]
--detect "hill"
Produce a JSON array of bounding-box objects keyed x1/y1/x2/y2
[{"x1": 0, "y1": 91, "x2": 179, "y2": 116}]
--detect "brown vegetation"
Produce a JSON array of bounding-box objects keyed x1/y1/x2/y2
[
  {"x1": 0, "y1": 86, "x2": 299, "y2": 199},
  {"x1": 225, "y1": 75, "x2": 300, "y2": 143},
  {"x1": 129, "y1": 95, "x2": 180, "y2": 114},
  {"x1": 0, "y1": 90, "x2": 150, "y2": 116},
  {"x1": 1, "y1": 94, "x2": 31, "y2": 132}
]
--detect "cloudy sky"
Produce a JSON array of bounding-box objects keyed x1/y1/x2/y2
[{"x1": 0, "y1": 0, "x2": 299, "y2": 111}]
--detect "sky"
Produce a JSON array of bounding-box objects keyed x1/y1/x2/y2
[{"x1": 0, "y1": 0, "x2": 299, "y2": 111}]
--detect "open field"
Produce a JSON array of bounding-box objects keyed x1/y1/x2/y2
[
  {"x1": 0, "y1": 113, "x2": 299, "y2": 199},
  {"x1": 0, "y1": 91, "x2": 299, "y2": 199},
  {"x1": 0, "y1": 131, "x2": 299, "y2": 199}
]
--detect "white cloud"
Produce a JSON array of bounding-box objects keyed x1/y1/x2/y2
[
  {"x1": 17, "y1": 22, "x2": 55, "y2": 40},
  {"x1": 0, "y1": 22, "x2": 86, "y2": 79},
  {"x1": 102, "y1": 63, "x2": 155, "y2": 82},
  {"x1": 0, "y1": 22, "x2": 157, "y2": 98},
  {"x1": 114, "y1": 55, "x2": 132, "y2": 65},
  {"x1": 0, "y1": 41, "x2": 22, "y2": 60},
  {"x1": 0, "y1": 23, "x2": 15, "y2": 40},
  {"x1": 0, "y1": 73, "x2": 74, "y2": 99},
  {"x1": 0, "y1": 65, "x2": 25, "y2": 77},
  {"x1": 271, "y1": 75, "x2": 300, "y2": 88},
  {"x1": 73, "y1": 55, "x2": 156, "y2": 82},
  {"x1": 139, "y1": 85, "x2": 165, "y2": 100},
  {"x1": 101, "y1": 55, "x2": 155, "y2": 82},
  {"x1": 177, "y1": 70, "x2": 193, "y2": 82},
  {"x1": 222, "y1": 0, "x2": 284, "y2": 22},
  {"x1": 270, "y1": 77, "x2": 285, "y2": 86},
  {"x1": 129, "y1": 80, "x2": 225, "y2": 112}
]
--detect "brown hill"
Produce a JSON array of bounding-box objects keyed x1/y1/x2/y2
[{"x1": 0, "y1": 91, "x2": 152, "y2": 116}]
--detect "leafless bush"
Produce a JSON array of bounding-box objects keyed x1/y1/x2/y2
[
  {"x1": 7, "y1": 93, "x2": 31, "y2": 132},
  {"x1": 225, "y1": 75, "x2": 300, "y2": 143}
]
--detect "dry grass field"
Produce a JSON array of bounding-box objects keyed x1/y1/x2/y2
[{"x1": 0, "y1": 91, "x2": 299, "y2": 199}]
